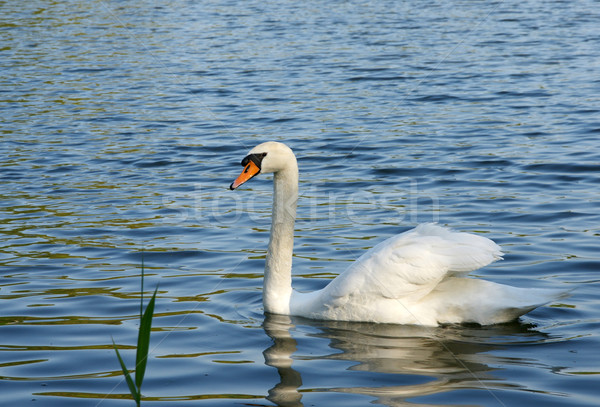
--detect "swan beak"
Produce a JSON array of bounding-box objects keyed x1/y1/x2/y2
[{"x1": 230, "y1": 160, "x2": 260, "y2": 190}]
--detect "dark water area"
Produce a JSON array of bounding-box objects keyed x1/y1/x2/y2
[{"x1": 1, "y1": 0, "x2": 599, "y2": 405}]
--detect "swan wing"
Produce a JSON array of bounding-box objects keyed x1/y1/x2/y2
[
  {"x1": 291, "y1": 223, "x2": 565, "y2": 325},
  {"x1": 323, "y1": 223, "x2": 503, "y2": 302}
]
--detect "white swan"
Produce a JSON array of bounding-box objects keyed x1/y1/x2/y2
[{"x1": 230, "y1": 141, "x2": 564, "y2": 326}]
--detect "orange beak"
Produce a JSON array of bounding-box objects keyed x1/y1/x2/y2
[{"x1": 230, "y1": 160, "x2": 261, "y2": 190}]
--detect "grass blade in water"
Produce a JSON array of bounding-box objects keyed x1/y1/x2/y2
[
  {"x1": 140, "y1": 254, "x2": 145, "y2": 320},
  {"x1": 112, "y1": 338, "x2": 140, "y2": 405},
  {"x1": 135, "y1": 286, "x2": 157, "y2": 390}
]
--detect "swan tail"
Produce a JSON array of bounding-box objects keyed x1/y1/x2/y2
[{"x1": 427, "y1": 277, "x2": 568, "y2": 325}]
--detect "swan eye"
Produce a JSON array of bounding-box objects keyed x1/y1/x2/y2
[{"x1": 241, "y1": 152, "x2": 267, "y2": 168}]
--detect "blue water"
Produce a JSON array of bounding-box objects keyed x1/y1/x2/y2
[{"x1": 1, "y1": 0, "x2": 599, "y2": 405}]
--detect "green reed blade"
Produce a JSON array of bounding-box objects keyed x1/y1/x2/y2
[
  {"x1": 112, "y1": 338, "x2": 140, "y2": 405},
  {"x1": 140, "y1": 253, "x2": 145, "y2": 320},
  {"x1": 135, "y1": 286, "x2": 158, "y2": 390}
]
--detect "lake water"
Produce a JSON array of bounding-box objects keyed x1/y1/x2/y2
[{"x1": 1, "y1": 0, "x2": 599, "y2": 405}]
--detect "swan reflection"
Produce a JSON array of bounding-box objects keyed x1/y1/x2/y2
[{"x1": 262, "y1": 314, "x2": 549, "y2": 406}]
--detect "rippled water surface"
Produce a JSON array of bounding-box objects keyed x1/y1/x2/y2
[{"x1": 1, "y1": 0, "x2": 600, "y2": 405}]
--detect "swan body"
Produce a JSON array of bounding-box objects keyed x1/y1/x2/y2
[{"x1": 230, "y1": 141, "x2": 564, "y2": 326}]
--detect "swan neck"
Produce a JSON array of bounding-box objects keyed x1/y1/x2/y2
[{"x1": 264, "y1": 166, "x2": 298, "y2": 315}]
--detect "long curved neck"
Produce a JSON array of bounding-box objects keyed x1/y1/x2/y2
[{"x1": 264, "y1": 164, "x2": 298, "y2": 315}]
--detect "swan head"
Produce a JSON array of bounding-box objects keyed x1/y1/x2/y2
[{"x1": 230, "y1": 141, "x2": 296, "y2": 190}]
